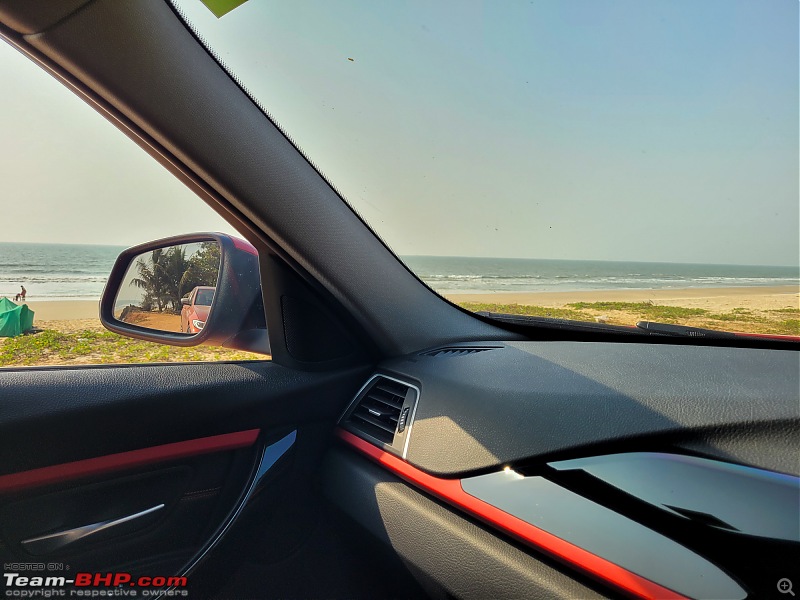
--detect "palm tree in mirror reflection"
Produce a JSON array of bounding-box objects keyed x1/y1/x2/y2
[{"x1": 132, "y1": 246, "x2": 189, "y2": 313}]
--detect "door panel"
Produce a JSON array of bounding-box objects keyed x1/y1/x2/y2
[
  {"x1": 0, "y1": 361, "x2": 369, "y2": 584},
  {"x1": 0, "y1": 451, "x2": 253, "y2": 577},
  {"x1": 0, "y1": 430, "x2": 258, "y2": 493},
  {"x1": 0, "y1": 362, "x2": 368, "y2": 473}
]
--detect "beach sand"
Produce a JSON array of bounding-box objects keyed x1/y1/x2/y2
[
  {"x1": 25, "y1": 300, "x2": 100, "y2": 320},
  {"x1": 17, "y1": 286, "x2": 799, "y2": 327},
  {"x1": 445, "y1": 285, "x2": 798, "y2": 335},
  {"x1": 445, "y1": 285, "x2": 799, "y2": 312},
  {"x1": 20, "y1": 301, "x2": 103, "y2": 333},
  {"x1": 24, "y1": 302, "x2": 181, "y2": 333},
  {"x1": 1, "y1": 287, "x2": 796, "y2": 368}
]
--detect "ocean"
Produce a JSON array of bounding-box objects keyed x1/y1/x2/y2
[
  {"x1": 402, "y1": 256, "x2": 799, "y2": 294},
  {"x1": 0, "y1": 243, "x2": 124, "y2": 301},
  {"x1": 0, "y1": 243, "x2": 797, "y2": 301}
]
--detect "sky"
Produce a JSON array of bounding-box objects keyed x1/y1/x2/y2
[
  {"x1": 1, "y1": 0, "x2": 798, "y2": 266},
  {"x1": 0, "y1": 40, "x2": 240, "y2": 246}
]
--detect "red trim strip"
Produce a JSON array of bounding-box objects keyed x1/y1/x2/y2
[
  {"x1": 0, "y1": 429, "x2": 259, "y2": 494},
  {"x1": 734, "y1": 332, "x2": 800, "y2": 342},
  {"x1": 337, "y1": 429, "x2": 687, "y2": 600}
]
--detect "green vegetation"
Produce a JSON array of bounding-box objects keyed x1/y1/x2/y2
[
  {"x1": 780, "y1": 319, "x2": 800, "y2": 332},
  {"x1": 459, "y1": 302, "x2": 590, "y2": 321},
  {"x1": 566, "y1": 302, "x2": 707, "y2": 321},
  {"x1": 0, "y1": 328, "x2": 262, "y2": 367},
  {"x1": 705, "y1": 310, "x2": 768, "y2": 324},
  {"x1": 132, "y1": 242, "x2": 219, "y2": 313},
  {"x1": 455, "y1": 301, "x2": 800, "y2": 335},
  {"x1": 771, "y1": 308, "x2": 800, "y2": 315},
  {"x1": 2, "y1": 297, "x2": 797, "y2": 368}
]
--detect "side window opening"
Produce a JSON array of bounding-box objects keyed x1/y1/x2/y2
[{"x1": 0, "y1": 40, "x2": 268, "y2": 367}]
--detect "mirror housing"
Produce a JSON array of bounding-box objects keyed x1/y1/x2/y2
[{"x1": 101, "y1": 233, "x2": 269, "y2": 355}]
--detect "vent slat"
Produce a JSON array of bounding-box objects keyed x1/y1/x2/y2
[
  {"x1": 374, "y1": 382, "x2": 409, "y2": 396},
  {"x1": 366, "y1": 390, "x2": 405, "y2": 409},
  {"x1": 420, "y1": 346, "x2": 497, "y2": 357},
  {"x1": 359, "y1": 400, "x2": 399, "y2": 422},
  {"x1": 352, "y1": 411, "x2": 396, "y2": 435},
  {"x1": 369, "y1": 387, "x2": 405, "y2": 399},
  {"x1": 347, "y1": 376, "x2": 413, "y2": 444}
]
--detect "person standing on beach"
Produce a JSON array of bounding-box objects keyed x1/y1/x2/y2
[{"x1": 14, "y1": 285, "x2": 26, "y2": 302}]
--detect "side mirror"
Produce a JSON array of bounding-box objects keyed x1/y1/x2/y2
[{"x1": 100, "y1": 233, "x2": 269, "y2": 355}]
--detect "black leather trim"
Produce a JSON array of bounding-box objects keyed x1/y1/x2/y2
[
  {"x1": 0, "y1": 362, "x2": 369, "y2": 475},
  {"x1": 0, "y1": 0, "x2": 90, "y2": 35},
  {"x1": 380, "y1": 341, "x2": 800, "y2": 476}
]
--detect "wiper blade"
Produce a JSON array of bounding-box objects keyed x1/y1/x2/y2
[{"x1": 635, "y1": 321, "x2": 737, "y2": 339}]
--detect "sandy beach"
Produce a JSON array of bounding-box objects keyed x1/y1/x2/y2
[
  {"x1": 14, "y1": 286, "x2": 799, "y2": 323},
  {"x1": 23, "y1": 300, "x2": 100, "y2": 320},
  {"x1": 1, "y1": 287, "x2": 796, "y2": 368},
  {"x1": 445, "y1": 285, "x2": 799, "y2": 312},
  {"x1": 18, "y1": 301, "x2": 102, "y2": 333}
]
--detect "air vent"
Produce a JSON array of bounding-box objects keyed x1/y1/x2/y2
[
  {"x1": 347, "y1": 377, "x2": 410, "y2": 444},
  {"x1": 420, "y1": 346, "x2": 497, "y2": 357}
]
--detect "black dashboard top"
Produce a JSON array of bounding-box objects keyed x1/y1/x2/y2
[{"x1": 378, "y1": 341, "x2": 799, "y2": 477}]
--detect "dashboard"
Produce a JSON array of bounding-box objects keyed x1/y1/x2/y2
[{"x1": 329, "y1": 341, "x2": 800, "y2": 599}]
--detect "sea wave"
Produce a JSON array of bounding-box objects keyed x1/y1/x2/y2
[
  {"x1": 2, "y1": 245, "x2": 797, "y2": 299},
  {"x1": 0, "y1": 276, "x2": 109, "y2": 283},
  {"x1": 419, "y1": 274, "x2": 800, "y2": 292}
]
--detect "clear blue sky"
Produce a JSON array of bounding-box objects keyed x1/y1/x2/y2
[{"x1": 2, "y1": 0, "x2": 798, "y2": 266}]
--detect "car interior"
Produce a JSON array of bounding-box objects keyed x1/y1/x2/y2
[{"x1": 0, "y1": 1, "x2": 798, "y2": 599}]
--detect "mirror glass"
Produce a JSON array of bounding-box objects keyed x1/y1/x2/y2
[{"x1": 114, "y1": 241, "x2": 220, "y2": 334}]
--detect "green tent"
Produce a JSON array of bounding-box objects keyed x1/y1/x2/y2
[{"x1": 0, "y1": 297, "x2": 34, "y2": 337}]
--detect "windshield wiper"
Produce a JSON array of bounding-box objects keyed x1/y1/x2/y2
[{"x1": 635, "y1": 321, "x2": 737, "y2": 339}]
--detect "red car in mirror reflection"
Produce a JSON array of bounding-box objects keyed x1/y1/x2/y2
[{"x1": 180, "y1": 286, "x2": 215, "y2": 334}]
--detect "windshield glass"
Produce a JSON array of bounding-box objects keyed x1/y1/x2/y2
[{"x1": 172, "y1": 0, "x2": 799, "y2": 337}]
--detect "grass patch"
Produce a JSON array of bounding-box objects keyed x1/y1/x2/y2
[
  {"x1": 779, "y1": 319, "x2": 800, "y2": 334},
  {"x1": 566, "y1": 302, "x2": 708, "y2": 321},
  {"x1": 454, "y1": 301, "x2": 800, "y2": 335},
  {"x1": 0, "y1": 329, "x2": 264, "y2": 367},
  {"x1": 456, "y1": 302, "x2": 591, "y2": 321},
  {"x1": 3, "y1": 301, "x2": 798, "y2": 368},
  {"x1": 707, "y1": 312, "x2": 767, "y2": 323},
  {"x1": 771, "y1": 308, "x2": 800, "y2": 315}
]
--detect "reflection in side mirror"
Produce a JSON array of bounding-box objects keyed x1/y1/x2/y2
[
  {"x1": 114, "y1": 241, "x2": 220, "y2": 335},
  {"x1": 101, "y1": 233, "x2": 268, "y2": 354}
]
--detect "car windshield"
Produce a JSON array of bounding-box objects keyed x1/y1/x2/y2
[
  {"x1": 172, "y1": 0, "x2": 799, "y2": 337},
  {"x1": 195, "y1": 288, "x2": 215, "y2": 306}
]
